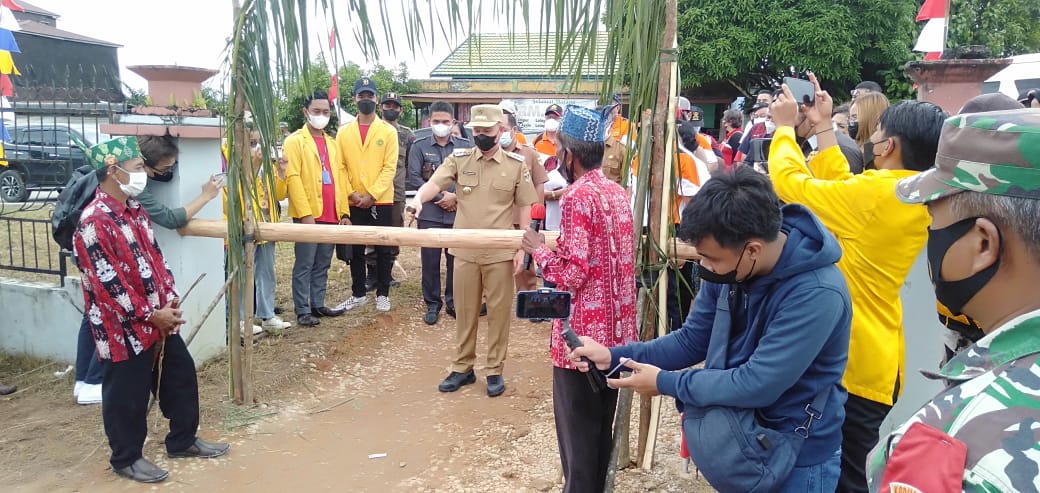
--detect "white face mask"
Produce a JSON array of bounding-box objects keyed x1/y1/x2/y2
[
  {"x1": 307, "y1": 114, "x2": 330, "y2": 130},
  {"x1": 752, "y1": 117, "x2": 766, "y2": 125},
  {"x1": 544, "y1": 118, "x2": 561, "y2": 132},
  {"x1": 498, "y1": 131, "x2": 513, "y2": 148},
  {"x1": 764, "y1": 121, "x2": 777, "y2": 134},
  {"x1": 117, "y1": 166, "x2": 148, "y2": 197},
  {"x1": 432, "y1": 123, "x2": 452, "y2": 138}
]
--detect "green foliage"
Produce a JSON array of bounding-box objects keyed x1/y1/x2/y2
[
  {"x1": 123, "y1": 83, "x2": 148, "y2": 107},
  {"x1": 276, "y1": 60, "x2": 423, "y2": 134},
  {"x1": 947, "y1": 0, "x2": 1040, "y2": 57},
  {"x1": 676, "y1": 0, "x2": 916, "y2": 96}
]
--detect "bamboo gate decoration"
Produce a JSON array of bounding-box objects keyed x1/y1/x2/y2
[{"x1": 217, "y1": 0, "x2": 687, "y2": 480}]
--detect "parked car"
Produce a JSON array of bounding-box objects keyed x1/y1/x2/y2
[{"x1": 0, "y1": 125, "x2": 92, "y2": 203}]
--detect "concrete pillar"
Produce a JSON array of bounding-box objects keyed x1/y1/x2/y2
[{"x1": 904, "y1": 59, "x2": 1012, "y2": 114}]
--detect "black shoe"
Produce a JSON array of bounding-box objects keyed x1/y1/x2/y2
[
  {"x1": 168, "y1": 438, "x2": 231, "y2": 459},
  {"x1": 0, "y1": 383, "x2": 16, "y2": 395},
  {"x1": 297, "y1": 313, "x2": 320, "y2": 326},
  {"x1": 312, "y1": 306, "x2": 345, "y2": 317},
  {"x1": 438, "y1": 370, "x2": 476, "y2": 392},
  {"x1": 273, "y1": 306, "x2": 284, "y2": 315},
  {"x1": 486, "y1": 375, "x2": 506, "y2": 397},
  {"x1": 114, "y1": 457, "x2": 168, "y2": 483},
  {"x1": 480, "y1": 303, "x2": 488, "y2": 317},
  {"x1": 423, "y1": 307, "x2": 439, "y2": 325},
  {"x1": 389, "y1": 277, "x2": 401, "y2": 288},
  {"x1": 445, "y1": 306, "x2": 456, "y2": 319}
]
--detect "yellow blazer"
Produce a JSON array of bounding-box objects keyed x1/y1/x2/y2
[
  {"x1": 336, "y1": 118, "x2": 399, "y2": 204},
  {"x1": 283, "y1": 129, "x2": 352, "y2": 220}
]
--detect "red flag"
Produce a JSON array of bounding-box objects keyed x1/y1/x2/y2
[
  {"x1": 1, "y1": 0, "x2": 23, "y2": 12},
  {"x1": 924, "y1": 52, "x2": 942, "y2": 61},
  {"x1": 1, "y1": 73, "x2": 13, "y2": 97},
  {"x1": 329, "y1": 74, "x2": 338, "y2": 102},
  {"x1": 328, "y1": 28, "x2": 335, "y2": 51},
  {"x1": 916, "y1": 0, "x2": 946, "y2": 21}
]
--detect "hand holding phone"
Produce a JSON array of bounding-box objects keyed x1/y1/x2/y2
[{"x1": 783, "y1": 77, "x2": 816, "y2": 106}]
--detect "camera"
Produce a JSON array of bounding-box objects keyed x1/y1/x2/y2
[{"x1": 515, "y1": 289, "x2": 571, "y2": 320}]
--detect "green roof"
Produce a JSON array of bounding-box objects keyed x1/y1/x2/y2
[{"x1": 430, "y1": 32, "x2": 611, "y2": 79}]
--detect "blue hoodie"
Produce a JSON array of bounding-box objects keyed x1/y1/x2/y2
[{"x1": 611, "y1": 204, "x2": 851, "y2": 466}]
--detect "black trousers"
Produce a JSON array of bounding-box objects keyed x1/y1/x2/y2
[
  {"x1": 837, "y1": 393, "x2": 892, "y2": 493},
  {"x1": 666, "y1": 261, "x2": 696, "y2": 332},
  {"x1": 365, "y1": 201, "x2": 405, "y2": 277},
  {"x1": 418, "y1": 219, "x2": 454, "y2": 311},
  {"x1": 349, "y1": 205, "x2": 394, "y2": 297},
  {"x1": 101, "y1": 334, "x2": 199, "y2": 469},
  {"x1": 553, "y1": 367, "x2": 619, "y2": 493}
]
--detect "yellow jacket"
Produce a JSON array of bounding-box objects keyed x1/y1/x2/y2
[
  {"x1": 336, "y1": 118, "x2": 399, "y2": 204},
  {"x1": 220, "y1": 144, "x2": 287, "y2": 243},
  {"x1": 768, "y1": 126, "x2": 929, "y2": 406},
  {"x1": 283, "y1": 129, "x2": 352, "y2": 220}
]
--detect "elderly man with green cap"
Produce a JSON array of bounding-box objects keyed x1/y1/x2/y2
[
  {"x1": 73, "y1": 137, "x2": 229, "y2": 484},
  {"x1": 867, "y1": 108, "x2": 1040, "y2": 492}
]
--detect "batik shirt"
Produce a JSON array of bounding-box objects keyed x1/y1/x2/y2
[
  {"x1": 533, "y1": 168, "x2": 638, "y2": 369},
  {"x1": 74, "y1": 189, "x2": 179, "y2": 362},
  {"x1": 868, "y1": 309, "x2": 1040, "y2": 492}
]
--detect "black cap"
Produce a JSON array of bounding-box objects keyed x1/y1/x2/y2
[
  {"x1": 545, "y1": 103, "x2": 563, "y2": 116},
  {"x1": 353, "y1": 77, "x2": 377, "y2": 96},
  {"x1": 750, "y1": 102, "x2": 769, "y2": 113},
  {"x1": 688, "y1": 105, "x2": 704, "y2": 124},
  {"x1": 381, "y1": 92, "x2": 402, "y2": 106}
]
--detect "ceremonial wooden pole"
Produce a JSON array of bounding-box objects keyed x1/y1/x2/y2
[{"x1": 180, "y1": 220, "x2": 699, "y2": 260}]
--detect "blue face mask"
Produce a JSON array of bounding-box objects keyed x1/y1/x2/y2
[{"x1": 498, "y1": 131, "x2": 513, "y2": 148}]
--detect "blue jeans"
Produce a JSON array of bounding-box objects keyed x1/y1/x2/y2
[
  {"x1": 777, "y1": 448, "x2": 841, "y2": 493},
  {"x1": 75, "y1": 313, "x2": 104, "y2": 384}
]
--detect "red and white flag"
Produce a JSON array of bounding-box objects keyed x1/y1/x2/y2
[{"x1": 914, "y1": 0, "x2": 947, "y2": 60}]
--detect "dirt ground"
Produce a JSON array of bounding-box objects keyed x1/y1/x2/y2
[{"x1": 0, "y1": 243, "x2": 715, "y2": 492}]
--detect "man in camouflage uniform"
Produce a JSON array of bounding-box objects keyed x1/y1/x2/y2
[{"x1": 869, "y1": 108, "x2": 1040, "y2": 492}]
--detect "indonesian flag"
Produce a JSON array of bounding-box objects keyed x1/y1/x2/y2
[
  {"x1": 1, "y1": 0, "x2": 24, "y2": 12},
  {"x1": 914, "y1": 0, "x2": 947, "y2": 60}
]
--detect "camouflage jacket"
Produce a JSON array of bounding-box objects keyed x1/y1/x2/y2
[{"x1": 868, "y1": 309, "x2": 1040, "y2": 492}]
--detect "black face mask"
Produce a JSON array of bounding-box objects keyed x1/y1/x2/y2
[
  {"x1": 927, "y1": 216, "x2": 1002, "y2": 316},
  {"x1": 559, "y1": 151, "x2": 575, "y2": 184},
  {"x1": 382, "y1": 109, "x2": 400, "y2": 122},
  {"x1": 848, "y1": 121, "x2": 859, "y2": 140},
  {"x1": 151, "y1": 170, "x2": 175, "y2": 182},
  {"x1": 697, "y1": 244, "x2": 756, "y2": 285},
  {"x1": 474, "y1": 133, "x2": 498, "y2": 152},
  {"x1": 863, "y1": 141, "x2": 876, "y2": 170},
  {"x1": 357, "y1": 99, "x2": 377, "y2": 115}
]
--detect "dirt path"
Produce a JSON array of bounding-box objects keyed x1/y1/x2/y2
[{"x1": 2, "y1": 247, "x2": 713, "y2": 492}]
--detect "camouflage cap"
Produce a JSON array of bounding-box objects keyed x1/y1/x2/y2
[
  {"x1": 896, "y1": 108, "x2": 1040, "y2": 204},
  {"x1": 87, "y1": 136, "x2": 142, "y2": 170}
]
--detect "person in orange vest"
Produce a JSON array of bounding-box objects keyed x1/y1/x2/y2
[{"x1": 533, "y1": 103, "x2": 563, "y2": 156}]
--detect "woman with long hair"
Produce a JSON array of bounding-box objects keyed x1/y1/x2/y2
[{"x1": 849, "y1": 92, "x2": 890, "y2": 149}]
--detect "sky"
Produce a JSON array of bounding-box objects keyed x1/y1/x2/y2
[{"x1": 25, "y1": 0, "x2": 548, "y2": 92}]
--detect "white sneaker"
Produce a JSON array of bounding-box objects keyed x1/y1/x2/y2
[
  {"x1": 77, "y1": 383, "x2": 102, "y2": 405},
  {"x1": 74, "y1": 380, "x2": 84, "y2": 398},
  {"x1": 239, "y1": 321, "x2": 263, "y2": 336},
  {"x1": 261, "y1": 316, "x2": 292, "y2": 331},
  {"x1": 376, "y1": 296, "x2": 391, "y2": 312},
  {"x1": 334, "y1": 296, "x2": 369, "y2": 312}
]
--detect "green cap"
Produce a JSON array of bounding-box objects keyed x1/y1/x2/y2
[
  {"x1": 87, "y1": 136, "x2": 142, "y2": 169},
  {"x1": 896, "y1": 109, "x2": 1040, "y2": 204}
]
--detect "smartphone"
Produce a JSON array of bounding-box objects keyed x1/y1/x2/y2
[
  {"x1": 516, "y1": 289, "x2": 572, "y2": 320},
  {"x1": 213, "y1": 172, "x2": 227, "y2": 188},
  {"x1": 783, "y1": 77, "x2": 815, "y2": 106}
]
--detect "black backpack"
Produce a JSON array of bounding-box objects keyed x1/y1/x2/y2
[{"x1": 51, "y1": 165, "x2": 98, "y2": 251}]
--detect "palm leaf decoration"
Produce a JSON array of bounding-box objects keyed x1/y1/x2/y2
[{"x1": 224, "y1": 2, "x2": 681, "y2": 455}]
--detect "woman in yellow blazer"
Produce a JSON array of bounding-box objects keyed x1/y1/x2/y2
[
  {"x1": 284, "y1": 92, "x2": 352, "y2": 326},
  {"x1": 768, "y1": 78, "x2": 947, "y2": 493},
  {"x1": 222, "y1": 132, "x2": 292, "y2": 332}
]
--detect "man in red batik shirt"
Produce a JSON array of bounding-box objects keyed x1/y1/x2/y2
[
  {"x1": 74, "y1": 137, "x2": 229, "y2": 484},
  {"x1": 522, "y1": 105, "x2": 637, "y2": 493}
]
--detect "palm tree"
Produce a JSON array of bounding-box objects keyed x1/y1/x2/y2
[{"x1": 222, "y1": 0, "x2": 681, "y2": 472}]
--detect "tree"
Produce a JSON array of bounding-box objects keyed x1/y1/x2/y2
[
  {"x1": 947, "y1": 0, "x2": 1040, "y2": 57},
  {"x1": 676, "y1": 0, "x2": 917, "y2": 100},
  {"x1": 276, "y1": 60, "x2": 423, "y2": 134}
]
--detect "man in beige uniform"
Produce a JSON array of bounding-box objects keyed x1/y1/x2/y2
[
  {"x1": 407, "y1": 105, "x2": 538, "y2": 397},
  {"x1": 600, "y1": 135, "x2": 626, "y2": 185},
  {"x1": 500, "y1": 111, "x2": 548, "y2": 291}
]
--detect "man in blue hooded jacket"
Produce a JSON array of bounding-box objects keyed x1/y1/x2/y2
[{"x1": 573, "y1": 166, "x2": 851, "y2": 491}]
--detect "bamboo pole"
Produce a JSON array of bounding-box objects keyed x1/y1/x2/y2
[
  {"x1": 228, "y1": 0, "x2": 247, "y2": 405},
  {"x1": 180, "y1": 220, "x2": 700, "y2": 260}
]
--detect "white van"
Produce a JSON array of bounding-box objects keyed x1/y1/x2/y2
[{"x1": 983, "y1": 53, "x2": 1040, "y2": 101}]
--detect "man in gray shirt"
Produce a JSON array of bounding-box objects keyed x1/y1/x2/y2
[{"x1": 406, "y1": 101, "x2": 473, "y2": 325}]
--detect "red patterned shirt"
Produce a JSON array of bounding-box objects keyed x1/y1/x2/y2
[
  {"x1": 533, "y1": 168, "x2": 638, "y2": 369},
  {"x1": 74, "y1": 189, "x2": 179, "y2": 362}
]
